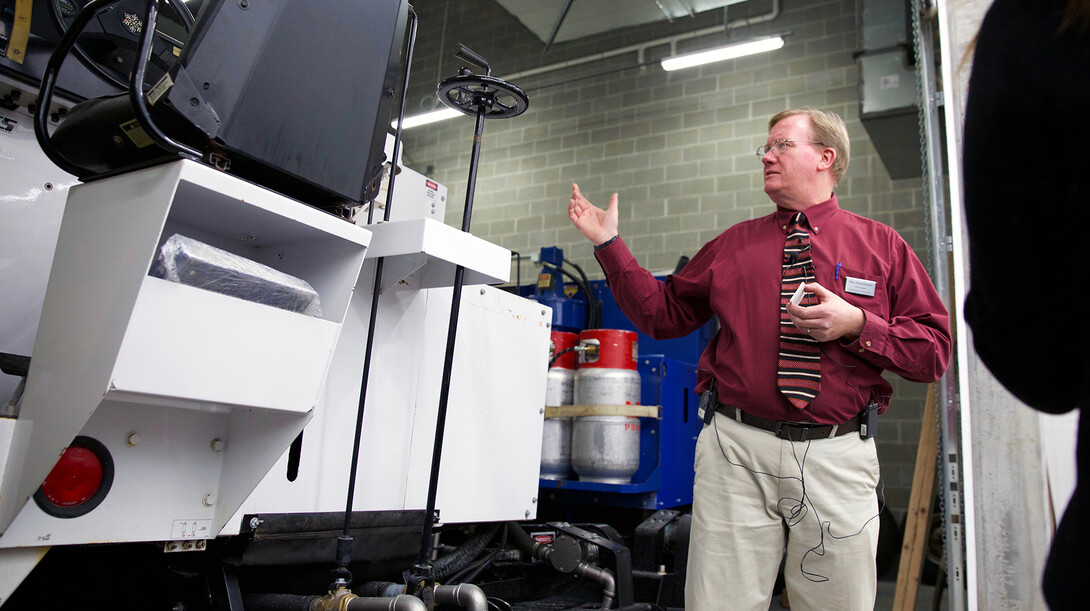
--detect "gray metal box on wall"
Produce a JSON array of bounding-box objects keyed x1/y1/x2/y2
[
  {"x1": 859, "y1": 49, "x2": 921, "y2": 179},
  {"x1": 860, "y1": 50, "x2": 917, "y2": 115}
]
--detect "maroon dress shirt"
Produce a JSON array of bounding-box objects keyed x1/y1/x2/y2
[{"x1": 594, "y1": 195, "x2": 952, "y2": 425}]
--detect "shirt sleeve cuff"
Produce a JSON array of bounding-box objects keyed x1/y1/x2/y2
[
  {"x1": 841, "y1": 309, "x2": 888, "y2": 356},
  {"x1": 593, "y1": 235, "x2": 634, "y2": 275},
  {"x1": 594, "y1": 234, "x2": 620, "y2": 251}
]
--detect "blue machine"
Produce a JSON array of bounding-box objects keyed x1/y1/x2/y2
[
  {"x1": 533, "y1": 246, "x2": 586, "y2": 333},
  {"x1": 538, "y1": 354, "x2": 703, "y2": 510}
]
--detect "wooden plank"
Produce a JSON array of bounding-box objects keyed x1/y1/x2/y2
[
  {"x1": 893, "y1": 384, "x2": 939, "y2": 611},
  {"x1": 544, "y1": 404, "x2": 660, "y2": 419}
]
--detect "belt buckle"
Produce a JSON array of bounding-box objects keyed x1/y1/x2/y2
[{"x1": 775, "y1": 421, "x2": 816, "y2": 442}]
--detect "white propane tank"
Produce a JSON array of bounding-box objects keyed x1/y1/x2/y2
[
  {"x1": 571, "y1": 329, "x2": 641, "y2": 483},
  {"x1": 540, "y1": 331, "x2": 578, "y2": 479}
]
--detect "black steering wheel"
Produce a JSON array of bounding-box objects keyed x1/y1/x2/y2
[{"x1": 48, "y1": 0, "x2": 194, "y2": 90}]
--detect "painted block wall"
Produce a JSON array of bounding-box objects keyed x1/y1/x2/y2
[{"x1": 398, "y1": 0, "x2": 937, "y2": 534}]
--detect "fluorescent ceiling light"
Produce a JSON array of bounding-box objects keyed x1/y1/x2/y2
[
  {"x1": 660, "y1": 36, "x2": 785, "y2": 71},
  {"x1": 392, "y1": 108, "x2": 462, "y2": 130}
]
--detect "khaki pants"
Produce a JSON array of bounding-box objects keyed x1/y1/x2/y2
[{"x1": 685, "y1": 412, "x2": 880, "y2": 611}]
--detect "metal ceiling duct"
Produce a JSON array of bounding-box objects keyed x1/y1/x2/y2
[{"x1": 494, "y1": 0, "x2": 748, "y2": 45}]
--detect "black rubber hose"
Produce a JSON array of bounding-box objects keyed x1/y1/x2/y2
[
  {"x1": 541, "y1": 261, "x2": 595, "y2": 330},
  {"x1": 564, "y1": 257, "x2": 602, "y2": 329},
  {"x1": 548, "y1": 345, "x2": 580, "y2": 369},
  {"x1": 563, "y1": 258, "x2": 591, "y2": 293},
  {"x1": 505, "y1": 522, "x2": 536, "y2": 554},
  {"x1": 451, "y1": 526, "x2": 508, "y2": 585},
  {"x1": 432, "y1": 524, "x2": 500, "y2": 581}
]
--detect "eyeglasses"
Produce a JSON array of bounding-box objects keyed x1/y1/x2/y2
[{"x1": 756, "y1": 139, "x2": 824, "y2": 158}]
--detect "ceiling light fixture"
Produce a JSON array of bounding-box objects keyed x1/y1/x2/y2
[
  {"x1": 392, "y1": 107, "x2": 462, "y2": 130},
  {"x1": 660, "y1": 36, "x2": 785, "y2": 71}
]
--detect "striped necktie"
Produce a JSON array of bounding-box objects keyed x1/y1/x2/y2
[{"x1": 778, "y1": 212, "x2": 821, "y2": 409}]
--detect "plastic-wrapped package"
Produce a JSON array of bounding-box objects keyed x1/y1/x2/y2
[{"x1": 151, "y1": 234, "x2": 322, "y2": 317}]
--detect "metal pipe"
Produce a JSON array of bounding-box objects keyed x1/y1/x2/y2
[
  {"x1": 242, "y1": 593, "x2": 321, "y2": 611},
  {"x1": 574, "y1": 562, "x2": 617, "y2": 609},
  {"x1": 346, "y1": 595, "x2": 428, "y2": 611},
  {"x1": 244, "y1": 593, "x2": 426, "y2": 611},
  {"x1": 358, "y1": 582, "x2": 405, "y2": 598},
  {"x1": 433, "y1": 583, "x2": 488, "y2": 611}
]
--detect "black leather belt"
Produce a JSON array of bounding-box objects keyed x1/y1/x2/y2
[{"x1": 715, "y1": 404, "x2": 861, "y2": 442}]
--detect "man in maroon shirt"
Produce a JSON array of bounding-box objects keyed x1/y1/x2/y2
[{"x1": 568, "y1": 107, "x2": 951, "y2": 610}]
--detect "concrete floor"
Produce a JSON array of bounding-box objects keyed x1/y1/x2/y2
[{"x1": 767, "y1": 577, "x2": 945, "y2": 610}]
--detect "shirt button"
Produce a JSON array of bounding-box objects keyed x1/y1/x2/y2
[
  {"x1": 865, "y1": 341, "x2": 872, "y2": 347},
  {"x1": 782, "y1": 225, "x2": 787, "y2": 230},
  {"x1": 859, "y1": 348, "x2": 865, "y2": 353}
]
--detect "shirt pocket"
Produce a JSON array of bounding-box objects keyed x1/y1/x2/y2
[{"x1": 836, "y1": 267, "x2": 888, "y2": 319}]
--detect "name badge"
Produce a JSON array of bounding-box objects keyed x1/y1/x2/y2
[{"x1": 845, "y1": 277, "x2": 876, "y2": 297}]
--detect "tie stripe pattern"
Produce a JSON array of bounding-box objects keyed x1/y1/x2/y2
[{"x1": 778, "y1": 212, "x2": 821, "y2": 409}]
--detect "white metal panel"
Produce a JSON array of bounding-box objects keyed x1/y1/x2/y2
[
  {"x1": 111, "y1": 278, "x2": 339, "y2": 412},
  {"x1": 0, "y1": 397, "x2": 313, "y2": 546},
  {"x1": 364, "y1": 218, "x2": 510, "y2": 290},
  {"x1": 0, "y1": 160, "x2": 370, "y2": 542},
  {"x1": 230, "y1": 282, "x2": 551, "y2": 529},
  {"x1": 0, "y1": 163, "x2": 183, "y2": 535},
  {"x1": 0, "y1": 546, "x2": 48, "y2": 606},
  {"x1": 227, "y1": 271, "x2": 433, "y2": 523},
  {"x1": 0, "y1": 103, "x2": 77, "y2": 409},
  {"x1": 406, "y1": 286, "x2": 551, "y2": 523},
  {"x1": 0, "y1": 400, "x2": 228, "y2": 546}
]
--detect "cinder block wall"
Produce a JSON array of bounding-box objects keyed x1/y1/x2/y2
[{"x1": 399, "y1": 0, "x2": 935, "y2": 532}]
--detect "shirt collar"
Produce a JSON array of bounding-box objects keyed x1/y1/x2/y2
[{"x1": 774, "y1": 194, "x2": 839, "y2": 235}]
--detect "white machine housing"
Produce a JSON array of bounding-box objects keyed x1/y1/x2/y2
[{"x1": 0, "y1": 78, "x2": 549, "y2": 603}]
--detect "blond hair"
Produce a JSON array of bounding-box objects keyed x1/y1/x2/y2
[{"x1": 769, "y1": 108, "x2": 850, "y2": 183}]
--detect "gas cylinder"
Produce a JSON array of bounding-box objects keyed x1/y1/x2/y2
[
  {"x1": 571, "y1": 329, "x2": 641, "y2": 483},
  {"x1": 540, "y1": 331, "x2": 578, "y2": 479}
]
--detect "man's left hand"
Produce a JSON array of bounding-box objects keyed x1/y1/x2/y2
[{"x1": 786, "y1": 282, "x2": 865, "y2": 342}]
